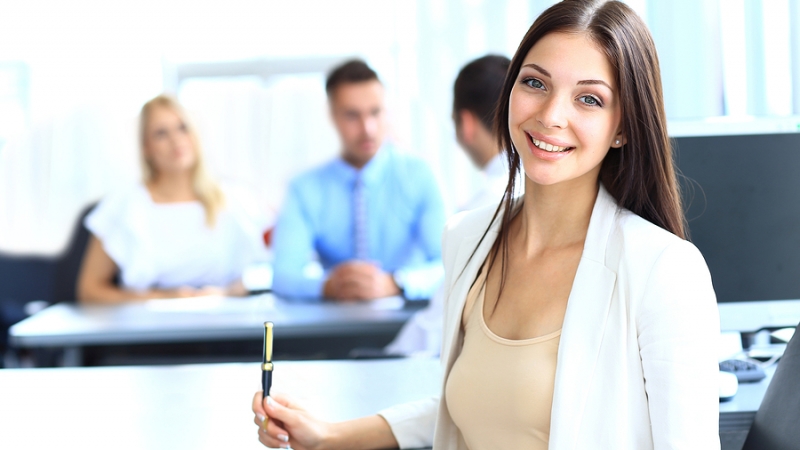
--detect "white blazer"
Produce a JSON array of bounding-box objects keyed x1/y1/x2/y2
[{"x1": 380, "y1": 185, "x2": 721, "y2": 449}]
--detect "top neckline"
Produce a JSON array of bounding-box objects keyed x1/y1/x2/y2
[
  {"x1": 139, "y1": 184, "x2": 202, "y2": 207},
  {"x1": 470, "y1": 268, "x2": 562, "y2": 346}
]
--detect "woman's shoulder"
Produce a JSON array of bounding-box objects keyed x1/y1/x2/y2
[
  {"x1": 611, "y1": 208, "x2": 710, "y2": 288},
  {"x1": 87, "y1": 183, "x2": 149, "y2": 224},
  {"x1": 83, "y1": 183, "x2": 153, "y2": 260},
  {"x1": 615, "y1": 208, "x2": 678, "y2": 244},
  {"x1": 218, "y1": 181, "x2": 272, "y2": 229}
]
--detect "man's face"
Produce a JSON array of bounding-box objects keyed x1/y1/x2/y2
[{"x1": 329, "y1": 80, "x2": 386, "y2": 167}]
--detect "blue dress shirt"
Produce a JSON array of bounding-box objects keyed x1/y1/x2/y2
[{"x1": 272, "y1": 145, "x2": 446, "y2": 300}]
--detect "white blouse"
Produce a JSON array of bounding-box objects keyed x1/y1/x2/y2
[{"x1": 85, "y1": 183, "x2": 269, "y2": 292}]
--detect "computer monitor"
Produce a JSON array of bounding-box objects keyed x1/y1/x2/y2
[{"x1": 671, "y1": 119, "x2": 800, "y2": 303}]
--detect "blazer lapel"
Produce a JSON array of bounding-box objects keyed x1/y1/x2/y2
[
  {"x1": 549, "y1": 185, "x2": 619, "y2": 450},
  {"x1": 441, "y1": 217, "x2": 501, "y2": 372}
]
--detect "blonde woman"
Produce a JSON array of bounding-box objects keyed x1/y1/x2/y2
[{"x1": 77, "y1": 95, "x2": 267, "y2": 304}]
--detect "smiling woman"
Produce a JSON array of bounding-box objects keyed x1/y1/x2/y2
[{"x1": 250, "y1": 1, "x2": 719, "y2": 449}]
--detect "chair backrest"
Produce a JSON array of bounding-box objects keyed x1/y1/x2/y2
[
  {"x1": 741, "y1": 322, "x2": 800, "y2": 450},
  {"x1": 52, "y1": 202, "x2": 97, "y2": 303},
  {"x1": 0, "y1": 253, "x2": 59, "y2": 351}
]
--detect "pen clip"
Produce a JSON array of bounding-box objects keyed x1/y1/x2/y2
[{"x1": 264, "y1": 321, "x2": 273, "y2": 364}]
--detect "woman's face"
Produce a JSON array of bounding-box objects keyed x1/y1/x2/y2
[
  {"x1": 144, "y1": 106, "x2": 197, "y2": 176},
  {"x1": 509, "y1": 31, "x2": 624, "y2": 189}
]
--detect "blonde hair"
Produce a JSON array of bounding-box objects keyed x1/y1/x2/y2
[{"x1": 139, "y1": 95, "x2": 224, "y2": 226}]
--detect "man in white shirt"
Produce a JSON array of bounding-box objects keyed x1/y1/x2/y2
[{"x1": 385, "y1": 55, "x2": 512, "y2": 356}]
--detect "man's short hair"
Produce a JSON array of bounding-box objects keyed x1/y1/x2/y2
[
  {"x1": 325, "y1": 59, "x2": 380, "y2": 97},
  {"x1": 453, "y1": 55, "x2": 511, "y2": 131}
]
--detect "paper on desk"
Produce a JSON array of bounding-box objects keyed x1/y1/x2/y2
[
  {"x1": 143, "y1": 295, "x2": 275, "y2": 313},
  {"x1": 144, "y1": 296, "x2": 225, "y2": 312},
  {"x1": 370, "y1": 296, "x2": 405, "y2": 310},
  {"x1": 771, "y1": 327, "x2": 795, "y2": 343}
]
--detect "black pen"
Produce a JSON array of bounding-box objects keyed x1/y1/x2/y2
[{"x1": 262, "y1": 321, "x2": 273, "y2": 398}]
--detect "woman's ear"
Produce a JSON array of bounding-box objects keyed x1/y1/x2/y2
[{"x1": 612, "y1": 131, "x2": 627, "y2": 148}]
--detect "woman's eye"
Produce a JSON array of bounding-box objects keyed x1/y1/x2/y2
[
  {"x1": 524, "y1": 77, "x2": 545, "y2": 89},
  {"x1": 579, "y1": 95, "x2": 602, "y2": 107}
]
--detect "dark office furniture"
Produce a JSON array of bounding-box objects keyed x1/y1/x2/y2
[
  {"x1": 741, "y1": 322, "x2": 800, "y2": 450},
  {"x1": 0, "y1": 203, "x2": 97, "y2": 366},
  {"x1": 674, "y1": 131, "x2": 800, "y2": 304},
  {"x1": 52, "y1": 203, "x2": 97, "y2": 303},
  {"x1": 0, "y1": 254, "x2": 58, "y2": 362}
]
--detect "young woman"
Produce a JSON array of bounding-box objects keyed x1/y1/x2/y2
[
  {"x1": 77, "y1": 95, "x2": 268, "y2": 304},
  {"x1": 251, "y1": 1, "x2": 720, "y2": 448}
]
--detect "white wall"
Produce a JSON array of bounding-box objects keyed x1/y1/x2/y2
[{"x1": 0, "y1": 0, "x2": 797, "y2": 254}]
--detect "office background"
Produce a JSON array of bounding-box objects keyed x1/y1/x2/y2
[{"x1": 0, "y1": 0, "x2": 799, "y2": 257}]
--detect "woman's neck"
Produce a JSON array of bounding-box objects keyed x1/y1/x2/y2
[
  {"x1": 514, "y1": 175, "x2": 599, "y2": 255},
  {"x1": 147, "y1": 172, "x2": 196, "y2": 203}
]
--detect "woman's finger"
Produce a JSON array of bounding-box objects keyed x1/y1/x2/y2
[
  {"x1": 258, "y1": 426, "x2": 290, "y2": 448},
  {"x1": 253, "y1": 413, "x2": 268, "y2": 428},
  {"x1": 270, "y1": 393, "x2": 305, "y2": 412},
  {"x1": 264, "y1": 396, "x2": 297, "y2": 427},
  {"x1": 265, "y1": 415, "x2": 291, "y2": 442}
]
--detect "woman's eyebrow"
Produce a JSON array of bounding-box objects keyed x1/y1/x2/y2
[
  {"x1": 523, "y1": 63, "x2": 614, "y2": 91},
  {"x1": 523, "y1": 63, "x2": 551, "y2": 78},
  {"x1": 578, "y1": 79, "x2": 613, "y2": 90}
]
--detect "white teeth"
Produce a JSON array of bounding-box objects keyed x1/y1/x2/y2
[{"x1": 532, "y1": 137, "x2": 569, "y2": 152}]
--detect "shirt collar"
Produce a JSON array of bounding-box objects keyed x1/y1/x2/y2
[
  {"x1": 483, "y1": 152, "x2": 507, "y2": 179},
  {"x1": 334, "y1": 142, "x2": 391, "y2": 186}
]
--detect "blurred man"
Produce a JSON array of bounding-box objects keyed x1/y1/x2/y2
[
  {"x1": 453, "y1": 54, "x2": 514, "y2": 209},
  {"x1": 386, "y1": 54, "x2": 513, "y2": 355},
  {"x1": 272, "y1": 60, "x2": 445, "y2": 301}
]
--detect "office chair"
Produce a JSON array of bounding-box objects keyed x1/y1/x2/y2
[
  {"x1": 1, "y1": 203, "x2": 115, "y2": 367},
  {"x1": 52, "y1": 202, "x2": 98, "y2": 303},
  {"x1": 741, "y1": 321, "x2": 800, "y2": 450},
  {"x1": 0, "y1": 254, "x2": 59, "y2": 365}
]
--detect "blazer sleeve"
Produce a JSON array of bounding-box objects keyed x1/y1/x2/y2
[
  {"x1": 377, "y1": 397, "x2": 439, "y2": 449},
  {"x1": 637, "y1": 239, "x2": 720, "y2": 450}
]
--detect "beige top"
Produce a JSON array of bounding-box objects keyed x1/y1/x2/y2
[{"x1": 445, "y1": 268, "x2": 561, "y2": 450}]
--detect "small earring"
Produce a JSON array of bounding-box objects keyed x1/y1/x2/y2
[{"x1": 615, "y1": 139, "x2": 621, "y2": 145}]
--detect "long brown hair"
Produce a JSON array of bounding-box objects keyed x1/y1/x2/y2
[
  {"x1": 140, "y1": 95, "x2": 225, "y2": 227},
  {"x1": 476, "y1": 0, "x2": 684, "y2": 293}
]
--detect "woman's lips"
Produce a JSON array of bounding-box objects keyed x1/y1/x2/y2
[
  {"x1": 526, "y1": 132, "x2": 574, "y2": 161},
  {"x1": 527, "y1": 132, "x2": 574, "y2": 152}
]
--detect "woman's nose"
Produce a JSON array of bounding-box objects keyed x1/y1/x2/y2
[{"x1": 537, "y1": 94, "x2": 568, "y2": 129}]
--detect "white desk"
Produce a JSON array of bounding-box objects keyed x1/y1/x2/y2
[
  {"x1": 0, "y1": 357, "x2": 768, "y2": 450},
  {"x1": 0, "y1": 358, "x2": 441, "y2": 450},
  {"x1": 8, "y1": 294, "x2": 415, "y2": 364}
]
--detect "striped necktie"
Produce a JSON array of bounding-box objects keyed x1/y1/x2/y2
[{"x1": 353, "y1": 174, "x2": 368, "y2": 260}]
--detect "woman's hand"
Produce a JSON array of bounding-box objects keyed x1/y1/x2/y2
[
  {"x1": 252, "y1": 391, "x2": 333, "y2": 450},
  {"x1": 251, "y1": 391, "x2": 400, "y2": 450}
]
